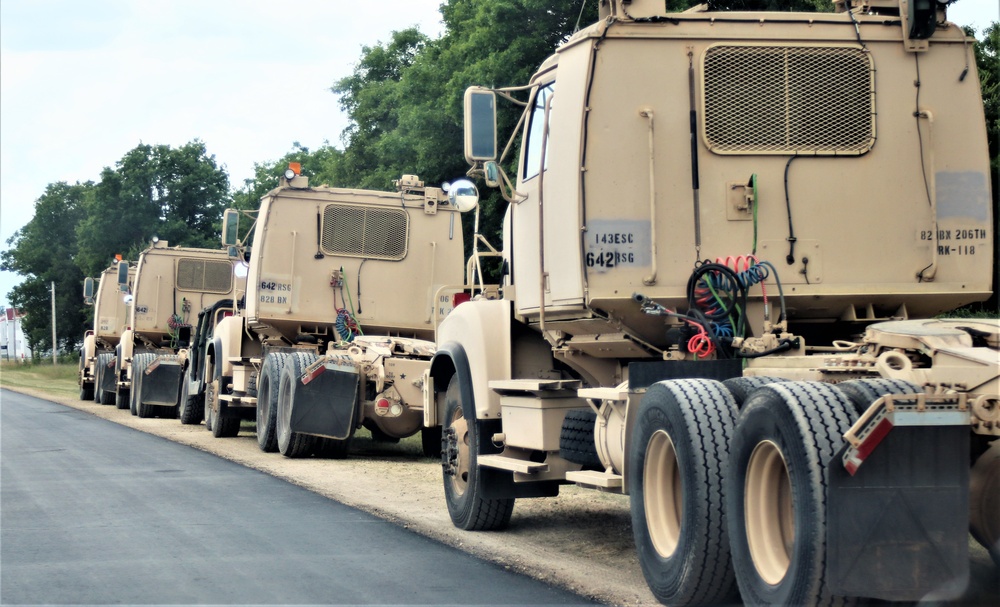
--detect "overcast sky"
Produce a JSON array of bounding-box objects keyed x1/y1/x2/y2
[{"x1": 0, "y1": 0, "x2": 996, "y2": 310}]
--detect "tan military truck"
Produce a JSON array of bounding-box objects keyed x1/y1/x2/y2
[
  {"x1": 79, "y1": 259, "x2": 135, "y2": 403},
  {"x1": 195, "y1": 167, "x2": 471, "y2": 455},
  {"x1": 427, "y1": 1, "x2": 998, "y2": 605},
  {"x1": 114, "y1": 240, "x2": 244, "y2": 418}
]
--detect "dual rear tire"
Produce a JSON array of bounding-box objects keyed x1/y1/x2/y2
[
  {"x1": 130, "y1": 352, "x2": 157, "y2": 417},
  {"x1": 178, "y1": 366, "x2": 204, "y2": 425},
  {"x1": 207, "y1": 378, "x2": 241, "y2": 438},
  {"x1": 256, "y1": 353, "x2": 289, "y2": 452},
  {"x1": 632, "y1": 379, "x2": 912, "y2": 605},
  {"x1": 629, "y1": 379, "x2": 739, "y2": 605},
  {"x1": 725, "y1": 381, "x2": 856, "y2": 606},
  {"x1": 275, "y1": 352, "x2": 352, "y2": 458},
  {"x1": 95, "y1": 352, "x2": 116, "y2": 405}
]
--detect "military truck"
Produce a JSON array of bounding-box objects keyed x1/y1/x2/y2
[
  {"x1": 114, "y1": 240, "x2": 245, "y2": 419},
  {"x1": 193, "y1": 167, "x2": 472, "y2": 456},
  {"x1": 79, "y1": 259, "x2": 134, "y2": 403},
  {"x1": 426, "y1": 1, "x2": 998, "y2": 604}
]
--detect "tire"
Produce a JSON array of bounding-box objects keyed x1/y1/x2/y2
[
  {"x1": 115, "y1": 388, "x2": 129, "y2": 410},
  {"x1": 442, "y1": 374, "x2": 514, "y2": 531},
  {"x1": 93, "y1": 366, "x2": 102, "y2": 403},
  {"x1": 93, "y1": 358, "x2": 103, "y2": 403},
  {"x1": 559, "y1": 408, "x2": 602, "y2": 469},
  {"x1": 723, "y1": 376, "x2": 787, "y2": 408},
  {"x1": 129, "y1": 353, "x2": 150, "y2": 416},
  {"x1": 629, "y1": 379, "x2": 739, "y2": 605},
  {"x1": 970, "y1": 441, "x2": 1000, "y2": 569},
  {"x1": 257, "y1": 353, "x2": 289, "y2": 452},
  {"x1": 178, "y1": 366, "x2": 204, "y2": 425},
  {"x1": 210, "y1": 378, "x2": 241, "y2": 438},
  {"x1": 276, "y1": 353, "x2": 321, "y2": 458},
  {"x1": 79, "y1": 382, "x2": 94, "y2": 401},
  {"x1": 727, "y1": 381, "x2": 856, "y2": 606},
  {"x1": 204, "y1": 381, "x2": 215, "y2": 433},
  {"x1": 835, "y1": 378, "x2": 923, "y2": 417},
  {"x1": 77, "y1": 349, "x2": 90, "y2": 401},
  {"x1": 421, "y1": 426, "x2": 442, "y2": 459},
  {"x1": 133, "y1": 353, "x2": 158, "y2": 418}
]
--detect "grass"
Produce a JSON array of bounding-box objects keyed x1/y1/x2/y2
[{"x1": 0, "y1": 361, "x2": 79, "y2": 398}]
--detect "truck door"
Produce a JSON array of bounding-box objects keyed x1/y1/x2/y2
[{"x1": 511, "y1": 43, "x2": 590, "y2": 317}]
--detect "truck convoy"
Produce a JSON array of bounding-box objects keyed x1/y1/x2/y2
[
  {"x1": 427, "y1": 1, "x2": 998, "y2": 605},
  {"x1": 187, "y1": 167, "x2": 472, "y2": 456},
  {"x1": 79, "y1": 259, "x2": 134, "y2": 404},
  {"x1": 114, "y1": 240, "x2": 245, "y2": 418}
]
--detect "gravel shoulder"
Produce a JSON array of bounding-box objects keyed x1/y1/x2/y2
[{"x1": 5, "y1": 385, "x2": 656, "y2": 606}]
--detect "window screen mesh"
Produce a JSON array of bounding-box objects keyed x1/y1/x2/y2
[
  {"x1": 176, "y1": 259, "x2": 233, "y2": 293},
  {"x1": 321, "y1": 204, "x2": 408, "y2": 260},
  {"x1": 703, "y1": 45, "x2": 874, "y2": 155}
]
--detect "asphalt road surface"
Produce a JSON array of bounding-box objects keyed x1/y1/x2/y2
[{"x1": 1, "y1": 390, "x2": 596, "y2": 605}]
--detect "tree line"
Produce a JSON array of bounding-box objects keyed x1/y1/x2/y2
[{"x1": 3, "y1": 0, "x2": 997, "y2": 357}]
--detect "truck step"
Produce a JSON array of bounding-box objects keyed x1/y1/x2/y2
[
  {"x1": 227, "y1": 357, "x2": 258, "y2": 365},
  {"x1": 219, "y1": 394, "x2": 257, "y2": 406},
  {"x1": 477, "y1": 454, "x2": 549, "y2": 474},
  {"x1": 565, "y1": 469, "x2": 623, "y2": 490},
  {"x1": 489, "y1": 379, "x2": 582, "y2": 396},
  {"x1": 576, "y1": 387, "x2": 628, "y2": 402}
]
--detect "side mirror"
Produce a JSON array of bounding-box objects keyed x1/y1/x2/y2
[
  {"x1": 483, "y1": 161, "x2": 501, "y2": 189},
  {"x1": 117, "y1": 262, "x2": 129, "y2": 292},
  {"x1": 83, "y1": 277, "x2": 95, "y2": 305},
  {"x1": 464, "y1": 87, "x2": 497, "y2": 165},
  {"x1": 446, "y1": 179, "x2": 480, "y2": 213},
  {"x1": 222, "y1": 209, "x2": 240, "y2": 247}
]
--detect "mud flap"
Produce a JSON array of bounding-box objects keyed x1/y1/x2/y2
[
  {"x1": 826, "y1": 425, "x2": 970, "y2": 600},
  {"x1": 139, "y1": 360, "x2": 183, "y2": 407},
  {"x1": 291, "y1": 362, "x2": 359, "y2": 440},
  {"x1": 98, "y1": 363, "x2": 117, "y2": 396}
]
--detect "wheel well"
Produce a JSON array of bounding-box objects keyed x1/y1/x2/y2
[{"x1": 429, "y1": 343, "x2": 474, "y2": 427}]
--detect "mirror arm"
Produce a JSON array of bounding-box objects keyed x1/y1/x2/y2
[
  {"x1": 498, "y1": 168, "x2": 527, "y2": 205},
  {"x1": 499, "y1": 101, "x2": 530, "y2": 165},
  {"x1": 495, "y1": 90, "x2": 529, "y2": 107}
]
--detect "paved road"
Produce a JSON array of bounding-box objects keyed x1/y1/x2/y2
[{"x1": 1, "y1": 390, "x2": 595, "y2": 605}]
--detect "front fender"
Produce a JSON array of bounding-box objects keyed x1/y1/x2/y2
[
  {"x1": 431, "y1": 298, "x2": 511, "y2": 421},
  {"x1": 212, "y1": 315, "x2": 244, "y2": 378}
]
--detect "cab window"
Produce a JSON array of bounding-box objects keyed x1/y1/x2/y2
[{"x1": 522, "y1": 82, "x2": 555, "y2": 181}]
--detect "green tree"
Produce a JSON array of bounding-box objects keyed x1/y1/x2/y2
[
  {"x1": 332, "y1": 27, "x2": 431, "y2": 190},
  {"x1": 75, "y1": 141, "x2": 230, "y2": 276},
  {"x1": 330, "y1": 1, "x2": 605, "y2": 261},
  {"x1": 1, "y1": 182, "x2": 90, "y2": 355},
  {"x1": 968, "y1": 21, "x2": 999, "y2": 312}
]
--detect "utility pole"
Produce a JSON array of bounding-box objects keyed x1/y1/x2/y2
[{"x1": 51, "y1": 281, "x2": 57, "y2": 365}]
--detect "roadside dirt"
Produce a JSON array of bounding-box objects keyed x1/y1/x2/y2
[{"x1": 8, "y1": 385, "x2": 655, "y2": 606}]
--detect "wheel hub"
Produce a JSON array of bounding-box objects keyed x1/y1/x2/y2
[{"x1": 745, "y1": 439, "x2": 794, "y2": 585}]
